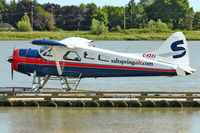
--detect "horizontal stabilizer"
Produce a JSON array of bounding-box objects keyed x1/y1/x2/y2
[
  {"x1": 176, "y1": 66, "x2": 186, "y2": 76},
  {"x1": 176, "y1": 65, "x2": 195, "y2": 76},
  {"x1": 32, "y1": 40, "x2": 66, "y2": 47}
]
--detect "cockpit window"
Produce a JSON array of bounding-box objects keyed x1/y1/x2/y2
[
  {"x1": 40, "y1": 46, "x2": 48, "y2": 53},
  {"x1": 43, "y1": 49, "x2": 53, "y2": 57},
  {"x1": 63, "y1": 51, "x2": 81, "y2": 61}
]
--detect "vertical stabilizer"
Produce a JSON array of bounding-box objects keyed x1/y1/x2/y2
[{"x1": 144, "y1": 32, "x2": 195, "y2": 75}]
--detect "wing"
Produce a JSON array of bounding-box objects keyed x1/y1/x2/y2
[
  {"x1": 32, "y1": 37, "x2": 93, "y2": 48},
  {"x1": 59, "y1": 37, "x2": 93, "y2": 48},
  {"x1": 32, "y1": 40, "x2": 66, "y2": 47}
]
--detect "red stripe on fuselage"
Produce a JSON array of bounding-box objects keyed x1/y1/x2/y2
[{"x1": 13, "y1": 49, "x2": 176, "y2": 73}]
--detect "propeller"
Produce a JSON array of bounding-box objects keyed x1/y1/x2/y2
[{"x1": 6, "y1": 45, "x2": 15, "y2": 80}]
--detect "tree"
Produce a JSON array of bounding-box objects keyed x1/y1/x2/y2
[
  {"x1": 193, "y1": 12, "x2": 200, "y2": 30},
  {"x1": 155, "y1": 19, "x2": 168, "y2": 29},
  {"x1": 9, "y1": 0, "x2": 17, "y2": 7},
  {"x1": 42, "y1": 3, "x2": 62, "y2": 29},
  {"x1": 90, "y1": 18, "x2": 108, "y2": 35},
  {"x1": 7, "y1": 1, "x2": 56, "y2": 31},
  {"x1": 43, "y1": 4, "x2": 86, "y2": 30},
  {"x1": 138, "y1": 0, "x2": 154, "y2": 7},
  {"x1": 146, "y1": 19, "x2": 155, "y2": 29},
  {"x1": 17, "y1": 12, "x2": 32, "y2": 31},
  {"x1": 92, "y1": 9, "x2": 108, "y2": 25},
  {"x1": 8, "y1": 1, "x2": 36, "y2": 28},
  {"x1": 79, "y1": 3, "x2": 87, "y2": 12},
  {"x1": 0, "y1": 0, "x2": 8, "y2": 22},
  {"x1": 145, "y1": 0, "x2": 194, "y2": 29},
  {"x1": 59, "y1": 6, "x2": 84, "y2": 30},
  {"x1": 126, "y1": 0, "x2": 148, "y2": 29},
  {"x1": 86, "y1": 3, "x2": 97, "y2": 11},
  {"x1": 146, "y1": 19, "x2": 168, "y2": 29},
  {"x1": 102, "y1": 6, "x2": 124, "y2": 29},
  {"x1": 180, "y1": 14, "x2": 194, "y2": 30},
  {"x1": 81, "y1": 3, "x2": 97, "y2": 30},
  {"x1": 36, "y1": 6, "x2": 56, "y2": 30},
  {"x1": 81, "y1": 8, "x2": 94, "y2": 30}
]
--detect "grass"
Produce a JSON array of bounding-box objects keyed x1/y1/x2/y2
[{"x1": 0, "y1": 29, "x2": 200, "y2": 40}]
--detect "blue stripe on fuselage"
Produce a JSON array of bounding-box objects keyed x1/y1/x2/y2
[{"x1": 17, "y1": 63, "x2": 177, "y2": 77}]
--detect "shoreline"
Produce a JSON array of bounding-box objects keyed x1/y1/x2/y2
[{"x1": 0, "y1": 29, "x2": 200, "y2": 41}]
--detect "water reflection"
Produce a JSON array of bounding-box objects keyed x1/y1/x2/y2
[{"x1": 0, "y1": 108, "x2": 200, "y2": 133}]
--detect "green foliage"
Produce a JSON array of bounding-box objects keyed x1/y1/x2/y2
[
  {"x1": 155, "y1": 19, "x2": 168, "y2": 29},
  {"x1": 22, "y1": 12, "x2": 30, "y2": 22},
  {"x1": 110, "y1": 25, "x2": 122, "y2": 32},
  {"x1": 90, "y1": 18, "x2": 108, "y2": 35},
  {"x1": 80, "y1": 3, "x2": 87, "y2": 12},
  {"x1": 103, "y1": 6, "x2": 124, "y2": 29},
  {"x1": 146, "y1": 20, "x2": 155, "y2": 29},
  {"x1": 145, "y1": 0, "x2": 194, "y2": 29},
  {"x1": 92, "y1": 9, "x2": 108, "y2": 25},
  {"x1": 138, "y1": 0, "x2": 154, "y2": 7},
  {"x1": 9, "y1": 0, "x2": 17, "y2": 7},
  {"x1": 0, "y1": 0, "x2": 8, "y2": 22},
  {"x1": 3, "y1": 0, "x2": 199, "y2": 32},
  {"x1": 17, "y1": 13, "x2": 32, "y2": 32},
  {"x1": 126, "y1": 0, "x2": 148, "y2": 29},
  {"x1": 17, "y1": 21, "x2": 31, "y2": 32},
  {"x1": 115, "y1": 25, "x2": 122, "y2": 32},
  {"x1": 36, "y1": 6, "x2": 56, "y2": 31},
  {"x1": 146, "y1": 19, "x2": 168, "y2": 29},
  {"x1": 193, "y1": 12, "x2": 200, "y2": 30},
  {"x1": 2, "y1": 29, "x2": 200, "y2": 41},
  {"x1": 86, "y1": 3, "x2": 97, "y2": 10},
  {"x1": 180, "y1": 14, "x2": 194, "y2": 30}
]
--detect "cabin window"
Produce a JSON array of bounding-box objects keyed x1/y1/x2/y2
[
  {"x1": 40, "y1": 46, "x2": 48, "y2": 53},
  {"x1": 84, "y1": 52, "x2": 95, "y2": 60},
  {"x1": 43, "y1": 49, "x2": 53, "y2": 57},
  {"x1": 98, "y1": 55, "x2": 109, "y2": 62},
  {"x1": 63, "y1": 51, "x2": 81, "y2": 61}
]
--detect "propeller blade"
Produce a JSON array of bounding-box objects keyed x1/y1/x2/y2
[
  {"x1": 13, "y1": 45, "x2": 15, "y2": 56},
  {"x1": 11, "y1": 45, "x2": 15, "y2": 80},
  {"x1": 11, "y1": 63, "x2": 13, "y2": 80}
]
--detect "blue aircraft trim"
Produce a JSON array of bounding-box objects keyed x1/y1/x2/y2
[
  {"x1": 32, "y1": 40, "x2": 66, "y2": 47},
  {"x1": 19, "y1": 49, "x2": 43, "y2": 58},
  {"x1": 17, "y1": 63, "x2": 177, "y2": 78}
]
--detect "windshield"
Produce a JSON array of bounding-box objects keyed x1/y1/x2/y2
[{"x1": 40, "y1": 46, "x2": 48, "y2": 53}]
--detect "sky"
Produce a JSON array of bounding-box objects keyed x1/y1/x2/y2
[{"x1": 5, "y1": 0, "x2": 200, "y2": 12}]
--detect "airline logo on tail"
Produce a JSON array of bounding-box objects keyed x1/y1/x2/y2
[{"x1": 171, "y1": 40, "x2": 186, "y2": 59}]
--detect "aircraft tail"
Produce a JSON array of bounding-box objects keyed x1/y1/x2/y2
[{"x1": 145, "y1": 32, "x2": 195, "y2": 75}]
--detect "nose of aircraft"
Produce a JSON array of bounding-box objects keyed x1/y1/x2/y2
[
  {"x1": 6, "y1": 55, "x2": 14, "y2": 80},
  {"x1": 6, "y1": 56, "x2": 13, "y2": 63},
  {"x1": 6, "y1": 46, "x2": 15, "y2": 80}
]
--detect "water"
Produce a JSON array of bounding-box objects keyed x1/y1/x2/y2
[
  {"x1": 0, "y1": 41, "x2": 200, "y2": 133},
  {"x1": 0, "y1": 40, "x2": 199, "y2": 91},
  {"x1": 0, "y1": 107, "x2": 199, "y2": 133}
]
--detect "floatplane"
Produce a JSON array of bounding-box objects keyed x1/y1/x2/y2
[{"x1": 6, "y1": 32, "x2": 195, "y2": 91}]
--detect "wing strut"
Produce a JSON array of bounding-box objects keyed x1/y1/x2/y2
[{"x1": 52, "y1": 47, "x2": 62, "y2": 76}]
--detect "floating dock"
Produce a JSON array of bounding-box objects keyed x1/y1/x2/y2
[{"x1": 0, "y1": 88, "x2": 200, "y2": 108}]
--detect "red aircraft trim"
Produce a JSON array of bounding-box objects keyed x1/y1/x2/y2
[{"x1": 13, "y1": 49, "x2": 176, "y2": 73}]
